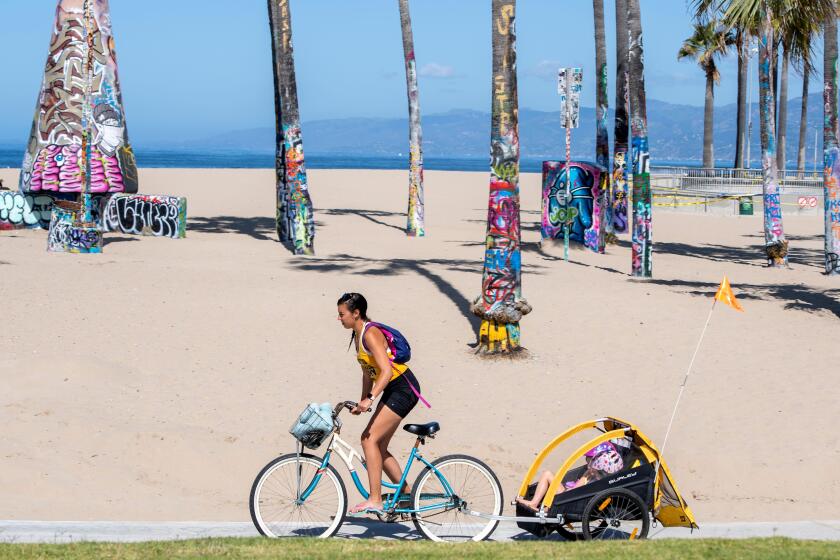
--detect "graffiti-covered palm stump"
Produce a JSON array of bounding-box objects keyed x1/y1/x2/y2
[
  {"x1": 471, "y1": 0, "x2": 531, "y2": 354},
  {"x1": 541, "y1": 161, "x2": 607, "y2": 254},
  {"x1": 20, "y1": 0, "x2": 137, "y2": 195}
]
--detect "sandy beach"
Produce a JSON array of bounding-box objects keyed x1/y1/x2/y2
[{"x1": 1, "y1": 167, "x2": 838, "y2": 524}]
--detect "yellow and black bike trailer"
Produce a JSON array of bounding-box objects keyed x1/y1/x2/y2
[{"x1": 511, "y1": 417, "x2": 697, "y2": 540}]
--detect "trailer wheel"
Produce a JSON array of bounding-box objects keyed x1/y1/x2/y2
[{"x1": 581, "y1": 488, "x2": 650, "y2": 540}]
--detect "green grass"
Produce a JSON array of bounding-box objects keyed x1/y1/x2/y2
[{"x1": 0, "y1": 538, "x2": 837, "y2": 560}]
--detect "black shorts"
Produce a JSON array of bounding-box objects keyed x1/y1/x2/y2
[{"x1": 381, "y1": 369, "x2": 420, "y2": 418}]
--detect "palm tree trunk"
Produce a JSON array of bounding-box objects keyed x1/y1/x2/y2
[
  {"x1": 735, "y1": 31, "x2": 748, "y2": 169},
  {"x1": 268, "y1": 0, "x2": 315, "y2": 255},
  {"x1": 823, "y1": 14, "x2": 840, "y2": 275},
  {"x1": 611, "y1": 0, "x2": 629, "y2": 234},
  {"x1": 796, "y1": 65, "x2": 810, "y2": 175},
  {"x1": 703, "y1": 70, "x2": 715, "y2": 168},
  {"x1": 471, "y1": 0, "x2": 530, "y2": 354},
  {"x1": 594, "y1": 0, "x2": 611, "y2": 238},
  {"x1": 399, "y1": 0, "x2": 425, "y2": 237},
  {"x1": 776, "y1": 52, "x2": 789, "y2": 172},
  {"x1": 627, "y1": 0, "x2": 651, "y2": 277},
  {"x1": 758, "y1": 2, "x2": 787, "y2": 266}
]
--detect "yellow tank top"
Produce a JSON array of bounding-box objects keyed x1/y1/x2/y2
[{"x1": 356, "y1": 323, "x2": 408, "y2": 382}]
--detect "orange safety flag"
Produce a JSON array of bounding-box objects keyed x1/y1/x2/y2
[{"x1": 714, "y1": 276, "x2": 743, "y2": 312}]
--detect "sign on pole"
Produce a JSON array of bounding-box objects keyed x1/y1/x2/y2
[
  {"x1": 557, "y1": 67, "x2": 581, "y2": 262},
  {"x1": 557, "y1": 67, "x2": 582, "y2": 129}
]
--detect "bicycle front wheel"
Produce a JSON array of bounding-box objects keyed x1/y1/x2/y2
[
  {"x1": 249, "y1": 452, "x2": 347, "y2": 538},
  {"x1": 411, "y1": 454, "x2": 503, "y2": 542}
]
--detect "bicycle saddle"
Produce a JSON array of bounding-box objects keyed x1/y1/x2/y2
[{"x1": 403, "y1": 422, "x2": 440, "y2": 436}]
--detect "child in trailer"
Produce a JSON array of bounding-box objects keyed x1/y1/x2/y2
[{"x1": 515, "y1": 442, "x2": 625, "y2": 511}]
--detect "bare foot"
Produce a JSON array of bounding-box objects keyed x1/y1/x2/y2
[
  {"x1": 350, "y1": 499, "x2": 384, "y2": 513},
  {"x1": 515, "y1": 496, "x2": 539, "y2": 512}
]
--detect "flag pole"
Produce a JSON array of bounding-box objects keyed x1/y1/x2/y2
[{"x1": 657, "y1": 298, "x2": 717, "y2": 464}]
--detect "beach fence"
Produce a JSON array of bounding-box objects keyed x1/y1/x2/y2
[{"x1": 649, "y1": 166, "x2": 823, "y2": 216}]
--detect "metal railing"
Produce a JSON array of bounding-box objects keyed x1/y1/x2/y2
[{"x1": 650, "y1": 166, "x2": 823, "y2": 196}]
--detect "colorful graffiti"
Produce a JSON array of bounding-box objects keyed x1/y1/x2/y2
[
  {"x1": 628, "y1": 0, "x2": 652, "y2": 277},
  {"x1": 399, "y1": 0, "x2": 425, "y2": 237},
  {"x1": 0, "y1": 192, "x2": 55, "y2": 230},
  {"x1": 757, "y1": 7, "x2": 787, "y2": 266},
  {"x1": 269, "y1": 0, "x2": 315, "y2": 255},
  {"x1": 823, "y1": 18, "x2": 840, "y2": 275},
  {"x1": 825, "y1": 148, "x2": 840, "y2": 274},
  {"x1": 471, "y1": 0, "x2": 531, "y2": 353},
  {"x1": 541, "y1": 161, "x2": 606, "y2": 253},
  {"x1": 102, "y1": 194, "x2": 187, "y2": 238},
  {"x1": 46, "y1": 200, "x2": 102, "y2": 253},
  {"x1": 632, "y1": 173, "x2": 652, "y2": 275},
  {"x1": 612, "y1": 0, "x2": 629, "y2": 235},
  {"x1": 20, "y1": 0, "x2": 137, "y2": 195},
  {"x1": 594, "y1": 0, "x2": 611, "y2": 234},
  {"x1": 611, "y1": 150, "x2": 628, "y2": 232}
]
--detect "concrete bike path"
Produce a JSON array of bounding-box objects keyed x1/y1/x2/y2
[{"x1": 2, "y1": 519, "x2": 839, "y2": 543}]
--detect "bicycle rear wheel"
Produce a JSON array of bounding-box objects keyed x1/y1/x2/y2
[
  {"x1": 411, "y1": 454, "x2": 503, "y2": 542},
  {"x1": 249, "y1": 452, "x2": 346, "y2": 538}
]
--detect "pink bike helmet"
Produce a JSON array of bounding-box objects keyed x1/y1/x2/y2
[{"x1": 585, "y1": 442, "x2": 624, "y2": 474}]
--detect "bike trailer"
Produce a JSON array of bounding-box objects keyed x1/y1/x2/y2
[
  {"x1": 289, "y1": 402, "x2": 334, "y2": 449},
  {"x1": 515, "y1": 417, "x2": 698, "y2": 540}
]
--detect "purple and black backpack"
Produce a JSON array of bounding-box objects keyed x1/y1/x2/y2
[{"x1": 362, "y1": 322, "x2": 431, "y2": 408}]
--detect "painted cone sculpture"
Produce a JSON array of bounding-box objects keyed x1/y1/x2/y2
[
  {"x1": 21, "y1": 0, "x2": 137, "y2": 196},
  {"x1": 471, "y1": 0, "x2": 531, "y2": 354},
  {"x1": 268, "y1": 0, "x2": 315, "y2": 255}
]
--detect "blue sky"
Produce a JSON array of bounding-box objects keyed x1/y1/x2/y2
[{"x1": 0, "y1": 0, "x2": 814, "y2": 147}]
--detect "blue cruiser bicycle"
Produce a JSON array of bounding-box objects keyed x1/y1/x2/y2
[{"x1": 249, "y1": 401, "x2": 504, "y2": 541}]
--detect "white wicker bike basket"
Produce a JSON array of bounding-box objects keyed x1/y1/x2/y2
[{"x1": 289, "y1": 404, "x2": 333, "y2": 450}]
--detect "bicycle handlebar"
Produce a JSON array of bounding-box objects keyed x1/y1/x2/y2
[{"x1": 332, "y1": 400, "x2": 372, "y2": 418}]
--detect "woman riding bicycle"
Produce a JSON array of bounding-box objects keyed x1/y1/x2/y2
[{"x1": 337, "y1": 292, "x2": 422, "y2": 514}]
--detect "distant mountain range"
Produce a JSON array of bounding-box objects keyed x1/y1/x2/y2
[{"x1": 181, "y1": 94, "x2": 824, "y2": 165}]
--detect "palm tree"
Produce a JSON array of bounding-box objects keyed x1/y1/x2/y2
[
  {"x1": 678, "y1": 21, "x2": 736, "y2": 168},
  {"x1": 398, "y1": 0, "x2": 425, "y2": 237},
  {"x1": 756, "y1": 3, "x2": 787, "y2": 265},
  {"x1": 594, "y1": 0, "x2": 611, "y2": 234},
  {"x1": 734, "y1": 29, "x2": 749, "y2": 168},
  {"x1": 612, "y1": 0, "x2": 629, "y2": 233},
  {"x1": 268, "y1": 0, "x2": 315, "y2": 255},
  {"x1": 470, "y1": 0, "x2": 530, "y2": 354},
  {"x1": 724, "y1": 0, "x2": 835, "y2": 265},
  {"x1": 795, "y1": 50, "x2": 811, "y2": 175},
  {"x1": 692, "y1": 1, "x2": 750, "y2": 168},
  {"x1": 627, "y1": 0, "x2": 652, "y2": 277},
  {"x1": 824, "y1": 11, "x2": 840, "y2": 275}
]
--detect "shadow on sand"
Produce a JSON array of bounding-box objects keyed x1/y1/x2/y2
[{"x1": 288, "y1": 253, "x2": 546, "y2": 334}]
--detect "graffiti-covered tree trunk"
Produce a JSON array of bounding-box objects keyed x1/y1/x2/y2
[
  {"x1": 627, "y1": 0, "x2": 651, "y2": 277},
  {"x1": 611, "y1": 0, "x2": 629, "y2": 234},
  {"x1": 824, "y1": 14, "x2": 840, "y2": 274},
  {"x1": 594, "y1": 0, "x2": 611, "y2": 234},
  {"x1": 471, "y1": 0, "x2": 530, "y2": 354},
  {"x1": 776, "y1": 52, "x2": 790, "y2": 172},
  {"x1": 21, "y1": 0, "x2": 137, "y2": 196},
  {"x1": 796, "y1": 65, "x2": 809, "y2": 174},
  {"x1": 268, "y1": 0, "x2": 315, "y2": 255},
  {"x1": 758, "y1": 3, "x2": 787, "y2": 266},
  {"x1": 734, "y1": 31, "x2": 748, "y2": 169},
  {"x1": 398, "y1": 0, "x2": 425, "y2": 237},
  {"x1": 703, "y1": 68, "x2": 715, "y2": 169}
]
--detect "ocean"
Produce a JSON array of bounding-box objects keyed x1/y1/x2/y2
[{"x1": 0, "y1": 148, "x2": 822, "y2": 173}]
